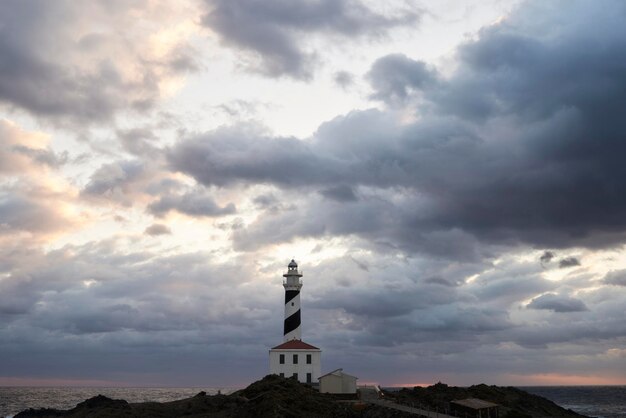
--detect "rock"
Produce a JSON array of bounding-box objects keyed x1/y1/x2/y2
[
  {"x1": 15, "y1": 395, "x2": 131, "y2": 418},
  {"x1": 75, "y1": 395, "x2": 130, "y2": 410},
  {"x1": 384, "y1": 382, "x2": 589, "y2": 418}
]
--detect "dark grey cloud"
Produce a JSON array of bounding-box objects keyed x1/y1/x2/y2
[
  {"x1": 302, "y1": 256, "x2": 514, "y2": 349},
  {"x1": 468, "y1": 260, "x2": 556, "y2": 307},
  {"x1": 168, "y1": 124, "x2": 342, "y2": 187},
  {"x1": 367, "y1": 53, "x2": 438, "y2": 103},
  {"x1": 559, "y1": 256, "x2": 581, "y2": 268},
  {"x1": 314, "y1": 283, "x2": 458, "y2": 319},
  {"x1": 168, "y1": 109, "x2": 435, "y2": 190},
  {"x1": 145, "y1": 178, "x2": 187, "y2": 196},
  {"x1": 144, "y1": 223, "x2": 172, "y2": 236},
  {"x1": 82, "y1": 160, "x2": 144, "y2": 197},
  {"x1": 117, "y1": 128, "x2": 161, "y2": 156},
  {"x1": 527, "y1": 293, "x2": 588, "y2": 313},
  {"x1": 603, "y1": 269, "x2": 626, "y2": 286},
  {"x1": 319, "y1": 184, "x2": 357, "y2": 202},
  {"x1": 424, "y1": 276, "x2": 461, "y2": 287},
  {"x1": 510, "y1": 301, "x2": 626, "y2": 349},
  {"x1": 148, "y1": 191, "x2": 236, "y2": 217},
  {"x1": 331, "y1": 304, "x2": 512, "y2": 349},
  {"x1": 252, "y1": 193, "x2": 279, "y2": 209},
  {"x1": 540, "y1": 250, "x2": 555, "y2": 264},
  {"x1": 203, "y1": 0, "x2": 419, "y2": 78},
  {"x1": 231, "y1": 193, "x2": 488, "y2": 260}
]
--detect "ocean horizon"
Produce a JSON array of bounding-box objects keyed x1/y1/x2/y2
[{"x1": 1, "y1": 384, "x2": 625, "y2": 418}]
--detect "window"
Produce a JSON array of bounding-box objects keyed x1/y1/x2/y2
[
  {"x1": 306, "y1": 354, "x2": 312, "y2": 364},
  {"x1": 306, "y1": 373, "x2": 312, "y2": 383},
  {"x1": 292, "y1": 373, "x2": 298, "y2": 379},
  {"x1": 293, "y1": 354, "x2": 298, "y2": 364},
  {"x1": 279, "y1": 373, "x2": 284, "y2": 378},
  {"x1": 279, "y1": 354, "x2": 285, "y2": 364}
]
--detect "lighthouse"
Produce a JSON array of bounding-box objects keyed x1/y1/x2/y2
[
  {"x1": 283, "y1": 259, "x2": 303, "y2": 341},
  {"x1": 269, "y1": 260, "x2": 321, "y2": 384}
]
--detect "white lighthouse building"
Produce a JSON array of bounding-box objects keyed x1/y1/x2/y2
[{"x1": 269, "y1": 260, "x2": 321, "y2": 384}]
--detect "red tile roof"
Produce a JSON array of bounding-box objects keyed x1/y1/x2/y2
[{"x1": 272, "y1": 340, "x2": 320, "y2": 350}]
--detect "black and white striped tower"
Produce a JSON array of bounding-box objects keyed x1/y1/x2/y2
[{"x1": 283, "y1": 259, "x2": 303, "y2": 341}]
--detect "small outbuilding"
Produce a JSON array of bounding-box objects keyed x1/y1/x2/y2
[
  {"x1": 450, "y1": 398, "x2": 499, "y2": 418},
  {"x1": 318, "y1": 368, "x2": 358, "y2": 394}
]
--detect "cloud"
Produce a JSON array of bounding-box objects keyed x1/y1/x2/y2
[
  {"x1": 0, "y1": 1, "x2": 199, "y2": 124},
  {"x1": 144, "y1": 223, "x2": 172, "y2": 236},
  {"x1": 1, "y1": 240, "x2": 624, "y2": 386},
  {"x1": 80, "y1": 157, "x2": 190, "y2": 212},
  {"x1": 0, "y1": 238, "x2": 288, "y2": 385},
  {"x1": 167, "y1": 123, "x2": 341, "y2": 187},
  {"x1": 252, "y1": 193, "x2": 280, "y2": 209},
  {"x1": 0, "y1": 119, "x2": 56, "y2": 173},
  {"x1": 333, "y1": 71, "x2": 354, "y2": 89},
  {"x1": 527, "y1": 293, "x2": 589, "y2": 313},
  {"x1": 424, "y1": 276, "x2": 461, "y2": 287},
  {"x1": 202, "y1": 0, "x2": 419, "y2": 78},
  {"x1": 231, "y1": 191, "x2": 487, "y2": 260},
  {"x1": 0, "y1": 239, "x2": 273, "y2": 331},
  {"x1": 171, "y1": 0, "x2": 626, "y2": 253},
  {"x1": 468, "y1": 258, "x2": 556, "y2": 307},
  {"x1": 11, "y1": 146, "x2": 68, "y2": 168},
  {"x1": 319, "y1": 185, "x2": 358, "y2": 202},
  {"x1": 82, "y1": 160, "x2": 145, "y2": 204},
  {"x1": 300, "y1": 255, "x2": 515, "y2": 349},
  {"x1": 539, "y1": 250, "x2": 555, "y2": 264},
  {"x1": 148, "y1": 190, "x2": 236, "y2": 218},
  {"x1": 0, "y1": 120, "x2": 77, "y2": 238},
  {"x1": 0, "y1": 195, "x2": 71, "y2": 236},
  {"x1": 168, "y1": 110, "x2": 419, "y2": 190},
  {"x1": 603, "y1": 270, "x2": 626, "y2": 286},
  {"x1": 367, "y1": 53, "x2": 438, "y2": 103},
  {"x1": 116, "y1": 128, "x2": 161, "y2": 157},
  {"x1": 510, "y1": 296, "x2": 626, "y2": 348},
  {"x1": 559, "y1": 257, "x2": 581, "y2": 268}
]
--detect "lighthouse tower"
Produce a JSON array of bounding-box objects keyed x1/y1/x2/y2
[
  {"x1": 283, "y1": 259, "x2": 303, "y2": 341},
  {"x1": 269, "y1": 260, "x2": 321, "y2": 384}
]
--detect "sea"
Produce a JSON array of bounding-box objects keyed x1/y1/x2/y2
[
  {"x1": 0, "y1": 385, "x2": 624, "y2": 417},
  {"x1": 520, "y1": 386, "x2": 626, "y2": 418}
]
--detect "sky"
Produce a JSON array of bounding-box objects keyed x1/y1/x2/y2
[{"x1": 1, "y1": 0, "x2": 626, "y2": 388}]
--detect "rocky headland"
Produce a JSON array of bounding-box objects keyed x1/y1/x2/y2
[{"x1": 15, "y1": 375, "x2": 588, "y2": 418}]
